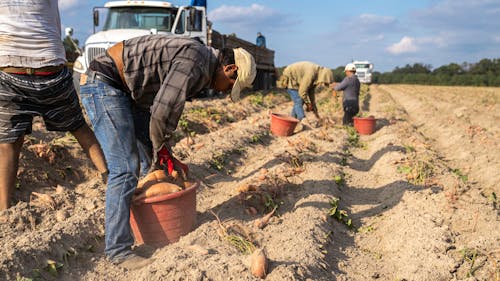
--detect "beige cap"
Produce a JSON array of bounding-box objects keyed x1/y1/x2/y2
[
  {"x1": 231, "y1": 48, "x2": 256, "y2": 101},
  {"x1": 345, "y1": 63, "x2": 356, "y2": 72}
]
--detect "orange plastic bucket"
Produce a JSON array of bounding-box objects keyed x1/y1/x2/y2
[
  {"x1": 270, "y1": 113, "x2": 300, "y2": 136},
  {"x1": 130, "y1": 182, "x2": 198, "y2": 247},
  {"x1": 353, "y1": 116, "x2": 376, "y2": 135}
]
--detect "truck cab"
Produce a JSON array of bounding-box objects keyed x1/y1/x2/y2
[
  {"x1": 352, "y1": 60, "x2": 374, "y2": 84},
  {"x1": 72, "y1": 1, "x2": 206, "y2": 76}
]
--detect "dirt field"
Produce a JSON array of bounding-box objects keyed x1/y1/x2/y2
[{"x1": 1, "y1": 84, "x2": 498, "y2": 281}]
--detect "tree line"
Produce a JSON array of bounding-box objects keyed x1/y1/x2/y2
[
  {"x1": 372, "y1": 58, "x2": 500, "y2": 86},
  {"x1": 276, "y1": 58, "x2": 500, "y2": 87}
]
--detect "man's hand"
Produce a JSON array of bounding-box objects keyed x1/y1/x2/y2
[
  {"x1": 329, "y1": 82, "x2": 337, "y2": 89},
  {"x1": 157, "y1": 146, "x2": 189, "y2": 180}
]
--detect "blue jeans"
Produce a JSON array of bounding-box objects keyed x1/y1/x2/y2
[
  {"x1": 287, "y1": 89, "x2": 305, "y2": 120},
  {"x1": 80, "y1": 79, "x2": 151, "y2": 261}
]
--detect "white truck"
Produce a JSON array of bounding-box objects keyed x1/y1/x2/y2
[
  {"x1": 72, "y1": 1, "x2": 275, "y2": 91},
  {"x1": 352, "y1": 60, "x2": 374, "y2": 84}
]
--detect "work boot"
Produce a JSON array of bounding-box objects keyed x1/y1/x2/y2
[{"x1": 115, "y1": 254, "x2": 154, "y2": 271}]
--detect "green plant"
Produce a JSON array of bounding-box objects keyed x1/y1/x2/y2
[
  {"x1": 346, "y1": 126, "x2": 360, "y2": 147},
  {"x1": 489, "y1": 192, "x2": 497, "y2": 209},
  {"x1": 397, "y1": 159, "x2": 433, "y2": 185},
  {"x1": 340, "y1": 157, "x2": 348, "y2": 166},
  {"x1": 178, "y1": 117, "x2": 189, "y2": 131},
  {"x1": 451, "y1": 168, "x2": 468, "y2": 183},
  {"x1": 357, "y1": 225, "x2": 375, "y2": 233},
  {"x1": 333, "y1": 174, "x2": 344, "y2": 186},
  {"x1": 44, "y1": 259, "x2": 63, "y2": 277},
  {"x1": 263, "y1": 193, "x2": 280, "y2": 212},
  {"x1": 248, "y1": 93, "x2": 265, "y2": 107},
  {"x1": 460, "y1": 248, "x2": 484, "y2": 277},
  {"x1": 356, "y1": 111, "x2": 370, "y2": 118},
  {"x1": 250, "y1": 132, "x2": 267, "y2": 144},
  {"x1": 209, "y1": 153, "x2": 226, "y2": 171},
  {"x1": 327, "y1": 197, "x2": 353, "y2": 229},
  {"x1": 403, "y1": 144, "x2": 415, "y2": 154},
  {"x1": 225, "y1": 234, "x2": 256, "y2": 254}
]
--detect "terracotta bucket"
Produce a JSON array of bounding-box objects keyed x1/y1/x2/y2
[
  {"x1": 353, "y1": 116, "x2": 376, "y2": 135},
  {"x1": 270, "y1": 113, "x2": 300, "y2": 137},
  {"x1": 130, "y1": 182, "x2": 198, "y2": 247}
]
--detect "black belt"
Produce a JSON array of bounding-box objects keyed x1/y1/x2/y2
[{"x1": 86, "y1": 70, "x2": 124, "y2": 91}]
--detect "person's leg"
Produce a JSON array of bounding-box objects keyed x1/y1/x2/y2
[
  {"x1": 287, "y1": 89, "x2": 305, "y2": 120},
  {"x1": 343, "y1": 100, "x2": 359, "y2": 126},
  {"x1": 0, "y1": 136, "x2": 23, "y2": 210},
  {"x1": 132, "y1": 108, "x2": 152, "y2": 177},
  {"x1": 70, "y1": 124, "x2": 108, "y2": 176},
  {"x1": 80, "y1": 81, "x2": 139, "y2": 262}
]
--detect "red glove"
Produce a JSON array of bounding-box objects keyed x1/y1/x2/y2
[{"x1": 157, "y1": 146, "x2": 189, "y2": 179}]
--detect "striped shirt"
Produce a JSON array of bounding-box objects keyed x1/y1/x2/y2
[{"x1": 90, "y1": 35, "x2": 219, "y2": 154}]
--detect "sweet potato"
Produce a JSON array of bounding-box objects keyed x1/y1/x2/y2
[
  {"x1": 134, "y1": 182, "x2": 182, "y2": 201},
  {"x1": 250, "y1": 248, "x2": 268, "y2": 279},
  {"x1": 254, "y1": 207, "x2": 277, "y2": 229},
  {"x1": 137, "y1": 170, "x2": 168, "y2": 190}
]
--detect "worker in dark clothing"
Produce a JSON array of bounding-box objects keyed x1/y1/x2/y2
[
  {"x1": 190, "y1": 0, "x2": 206, "y2": 7},
  {"x1": 331, "y1": 63, "x2": 360, "y2": 126},
  {"x1": 256, "y1": 32, "x2": 266, "y2": 48},
  {"x1": 79, "y1": 35, "x2": 256, "y2": 270}
]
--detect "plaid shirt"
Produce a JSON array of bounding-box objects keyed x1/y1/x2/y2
[{"x1": 93, "y1": 35, "x2": 218, "y2": 155}]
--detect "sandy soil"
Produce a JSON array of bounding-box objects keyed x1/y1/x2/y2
[{"x1": 1, "y1": 85, "x2": 498, "y2": 281}]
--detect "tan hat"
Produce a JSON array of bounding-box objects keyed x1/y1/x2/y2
[
  {"x1": 344, "y1": 63, "x2": 356, "y2": 72},
  {"x1": 231, "y1": 48, "x2": 256, "y2": 101},
  {"x1": 317, "y1": 67, "x2": 334, "y2": 84}
]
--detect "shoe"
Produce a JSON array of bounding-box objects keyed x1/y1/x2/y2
[{"x1": 115, "y1": 254, "x2": 154, "y2": 271}]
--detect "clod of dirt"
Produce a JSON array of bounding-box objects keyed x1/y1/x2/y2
[
  {"x1": 55, "y1": 209, "x2": 68, "y2": 222},
  {"x1": 186, "y1": 244, "x2": 210, "y2": 255},
  {"x1": 30, "y1": 192, "x2": 56, "y2": 210},
  {"x1": 237, "y1": 183, "x2": 257, "y2": 193}
]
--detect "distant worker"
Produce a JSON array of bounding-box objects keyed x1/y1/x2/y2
[
  {"x1": 62, "y1": 27, "x2": 81, "y2": 62},
  {"x1": 256, "y1": 32, "x2": 266, "y2": 48},
  {"x1": 190, "y1": 0, "x2": 206, "y2": 7},
  {"x1": 0, "y1": 0, "x2": 108, "y2": 211},
  {"x1": 279, "y1": 61, "x2": 334, "y2": 123},
  {"x1": 80, "y1": 35, "x2": 256, "y2": 270},
  {"x1": 331, "y1": 63, "x2": 360, "y2": 126}
]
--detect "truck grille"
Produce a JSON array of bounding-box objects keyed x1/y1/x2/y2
[
  {"x1": 86, "y1": 47, "x2": 106, "y2": 64},
  {"x1": 357, "y1": 73, "x2": 365, "y2": 78}
]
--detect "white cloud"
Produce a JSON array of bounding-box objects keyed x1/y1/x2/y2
[
  {"x1": 209, "y1": 4, "x2": 274, "y2": 23},
  {"x1": 58, "y1": 0, "x2": 78, "y2": 11},
  {"x1": 359, "y1": 14, "x2": 396, "y2": 25},
  {"x1": 387, "y1": 36, "x2": 418, "y2": 55},
  {"x1": 494, "y1": 35, "x2": 500, "y2": 43}
]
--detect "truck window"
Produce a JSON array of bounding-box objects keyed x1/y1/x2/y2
[
  {"x1": 187, "y1": 9, "x2": 203, "y2": 31},
  {"x1": 103, "y1": 7, "x2": 179, "y2": 32},
  {"x1": 175, "y1": 10, "x2": 185, "y2": 34},
  {"x1": 355, "y1": 64, "x2": 370, "y2": 69}
]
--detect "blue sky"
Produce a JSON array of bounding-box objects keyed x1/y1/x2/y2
[{"x1": 59, "y1": 0, "x2": 500, "y2": 72}]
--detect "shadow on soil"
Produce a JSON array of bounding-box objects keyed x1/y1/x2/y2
[{"x1": 187, "y1": 140, "x2": 440, "y2": 279}]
